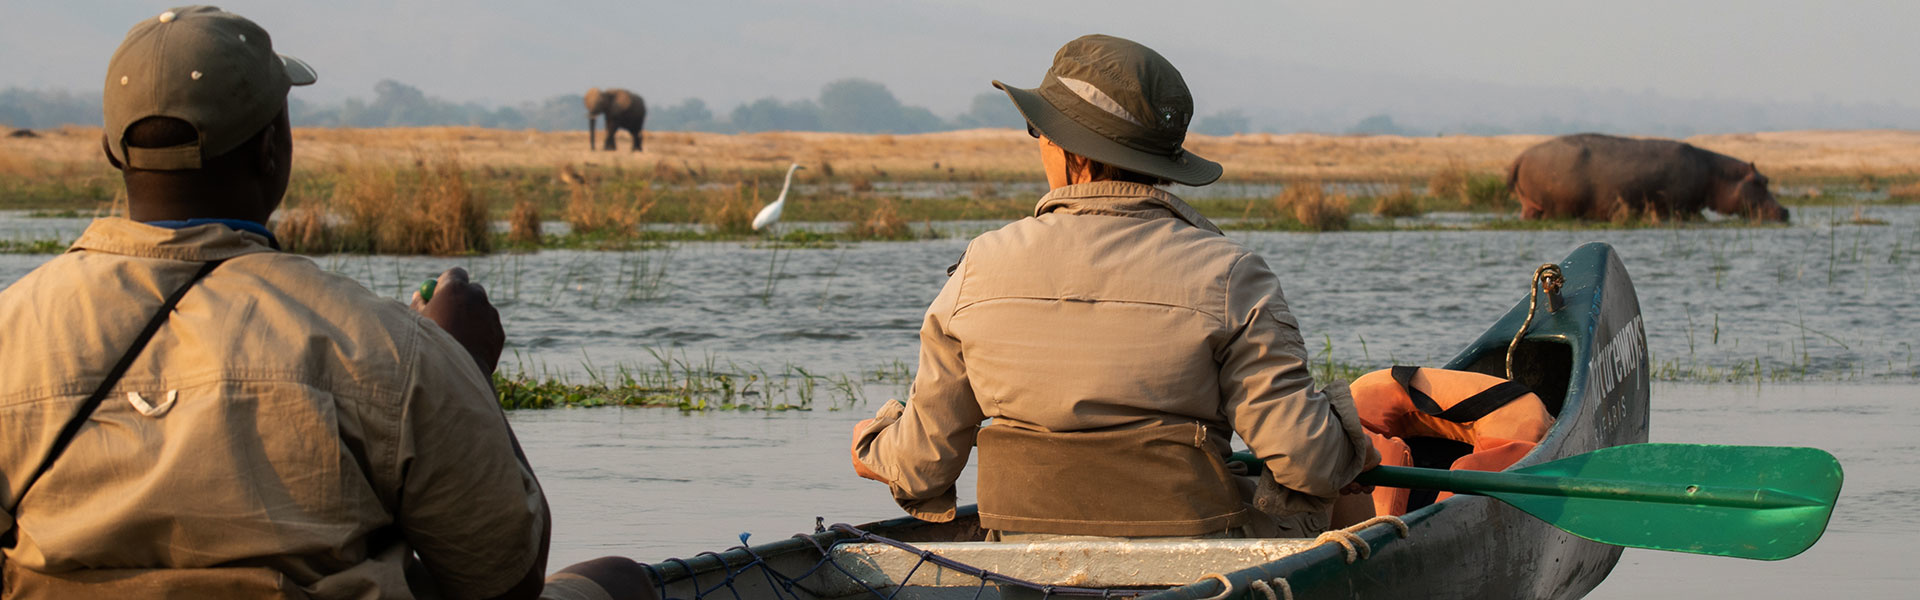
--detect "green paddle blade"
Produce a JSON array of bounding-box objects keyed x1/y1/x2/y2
[{"x1": 1354, "y1": 443, "x2": 1843, "y2": 560}]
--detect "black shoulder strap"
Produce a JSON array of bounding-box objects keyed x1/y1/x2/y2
[
  {"x1": 6, "y1": 259, "x2": 225, "y2": 541},
  {"x1": 1390, "y1": 365, "x2": 1534, "y2": 424}
]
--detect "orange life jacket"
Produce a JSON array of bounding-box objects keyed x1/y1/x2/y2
[{"x1": 1352, "y1": 366, "x2": 1554, "y2": 516}]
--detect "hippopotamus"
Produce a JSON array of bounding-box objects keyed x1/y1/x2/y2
[{"x1": 1507, "y1": 134, "x2": 1789, "y2": 222}]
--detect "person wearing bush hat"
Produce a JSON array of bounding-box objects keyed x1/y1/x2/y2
[
  {"x1": 2, "y1": 7, "x2": 654, "y2": 599},
  {"x1": 852, "y1": 34, "x2": 1379, "y2": 540},
  {"x1": 995, "y1": 33, "x2": 1223, "y2": 187}
]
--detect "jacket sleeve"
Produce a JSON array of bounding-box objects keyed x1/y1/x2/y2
[
  {"x1": 392, "y1": 318, "x2": 549, "y2": 599},
  {"x1": 853, "y1": 266, "x2": 983, "y2": 522},
  {"x1": 1217, "y1": 253, "x2": 1378, "y2": 509}
]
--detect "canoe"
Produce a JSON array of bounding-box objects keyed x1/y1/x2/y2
[{"x1": 645, "y1": 241, "x2": 1650, "y2": 600}]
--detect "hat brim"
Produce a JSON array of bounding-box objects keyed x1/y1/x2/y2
[
  {"x1": 280, "y1": 54, "x2": 317, "y2": 86},
  {"x1": 993, "y1": 80, "x2": 1221, "y2": 187}
]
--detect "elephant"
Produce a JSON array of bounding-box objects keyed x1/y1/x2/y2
[
  {"x1": 585, "y1": 87, "x2": 646, "y2": 152},
  {"x1": 1508, "y1": 134, "x2": 1788, "y2": 222}
]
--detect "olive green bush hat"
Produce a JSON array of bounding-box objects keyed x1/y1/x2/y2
[
  {"x1": 103, "y1": 6, "x2": 317, "y2": 170},
  {"x1": 994, "y1": 34, "x2": 1221, "y2": 186}
]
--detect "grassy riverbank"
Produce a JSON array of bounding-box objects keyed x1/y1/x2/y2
[{"x1": 5, "y1": 127, "x2": 1917, "y2": 254}]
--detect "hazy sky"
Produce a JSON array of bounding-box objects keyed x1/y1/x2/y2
[{"x1": 5, "y1": 1, "x2": 1914, "y2": 117}]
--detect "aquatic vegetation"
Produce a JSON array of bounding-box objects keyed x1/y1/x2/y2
[
  {"x1": 1313, "y1": 335, "x2": 1376, "y2": 384},
  {"x1": 844, "y1": 199, "x2": 913, "y2": 240},
  {"x1": 506, "y1": 199, "x2": 543, "y2": 246},
  {"x1": 1890, "y1": 181, "x2": 1920, "y2": 200},
  {"x1": 493, "y1": 349, "x2": 869, "y2": 411},
  {"x1": 1370, "y1": 184, "x2": 1424, "y2": 219},
  {"x1": 1427, "y1": 157, "x2": 1513, "y2": 211},
  {"x1": 1427, "y1": 158, "x2": 1470, "y2": 204},
  {"x1": 703, "y1": 183, "x2": 758, "y2": 236},
  {"x1": 1461, "y1": 172, "x2": 1514, "y2": 211},
  {"x1": 0, "y1": 238, "x2": 66, "y2": 254},
  {"x1": 1278, "y1": 181, "x2": 1352, "y2": 232}
]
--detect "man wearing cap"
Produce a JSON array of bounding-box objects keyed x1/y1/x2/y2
[
  {"x1": 851, "y1": 35, "x2": 1379, "y2": 539},
  {"x1": 0, "y1": 7, "x2": 650, "y2": 599}
]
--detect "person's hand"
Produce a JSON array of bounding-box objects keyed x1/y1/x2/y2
[
  {"x1": 411, "y1": 267, "x2": 504, "y2": 376},
  {"x1": 850, "y1": 418, "x2": 888, "y2": 482},
  {"x1": 1339, "y1": 445, "x2": 1384, "y2": 495}
]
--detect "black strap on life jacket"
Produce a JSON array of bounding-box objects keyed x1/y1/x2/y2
[
  {"x1": 1389, "y1": 365, "x2": 1533, "y2": 424},
  {"x1": 3, "y1": 259, "x2": 225, "y2": 549}
]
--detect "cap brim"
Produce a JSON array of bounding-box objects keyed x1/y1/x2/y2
[
  {"x1": 992, "y1": 80, "x2": 1221, "y2": 187},
  {"x1": 280, "y1": 54, "x2": 317, "y2": 86}
]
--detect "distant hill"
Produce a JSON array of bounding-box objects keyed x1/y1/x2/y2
[{"x1": 7, "y1": 73, "x2": 1918, "y2": 136}]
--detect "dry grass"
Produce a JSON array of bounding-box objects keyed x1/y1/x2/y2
[
  {"x1": 1276, "y1": 181, "x2": 1351, "y2": 231},
  {"x1": 704, "y1": 184, "x2": 757, "y2": 235},
  {"x1": 273, "y1": 154, "x2": 490, "y2": 255},
  {"x1": 847, "y1": 200, "x2": 911, "y2": 240},
  {"x1": 419, "y1": 159, "x2": 489, "y2": 254},
  {"x1": 508, "y1": 199, "x2": 543, "y2": 245},
  {"x1": 1461, "y1": 172, "x2": 1514, "y2": 210},
  {"x1": 1372, "y1": 184, "x2": 1422, "y2": 218},
  {"x1": 12, "y1": 127, "x2": 1920, "y2": 241},
  {"x1": 10, "y1": 126, "x2": 1920, "y2": 188},
  {"x1": 1428, "y1": 158, "x2": 1469, "y2": 203},
  {"x1": 1609, "y1": 199, "x2": 1636, "y2": 226},
  {"x1": 563, "y1": 185, "x2": 605, "y2": 233},
  {"x1": 273, "y1": 206, "x2": 330, "y2": 251},
  {"x1": 1426, "y1": 157, "x2": 1512, "y2": 209}
]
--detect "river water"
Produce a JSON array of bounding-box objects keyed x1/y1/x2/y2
[
  {"x1": 2, "y1": 207, "x2": 1917, "y2": 598},
  {"x1": 507, "y1": 382, "x2": 1917, "y2": 599},
  {"x1": 5, "y1": 205, "x2": 1915, "y2": 384}
]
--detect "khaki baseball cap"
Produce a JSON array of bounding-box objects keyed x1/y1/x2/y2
[
  {"x1": 993, "y1": 34, "x2": 1221, "y2": 186},
  {"x1": 104, "y1": 6, "x2": 316, "y2": 171}
]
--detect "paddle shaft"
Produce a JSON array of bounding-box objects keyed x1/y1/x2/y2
[{"x1": 1355, "y1": 464, "x2": 1825, "y2": 510}]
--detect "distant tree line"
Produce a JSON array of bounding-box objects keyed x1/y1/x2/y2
[
  {"x1": 16, "y1": 78, "x2": 1909, "y2": 136},
  {"x1": 0, "y1": 88, "x2": 100, "y2": 130},
  {"x1": 0, "y1": 77, "x2": 1029, "y2": 134}
]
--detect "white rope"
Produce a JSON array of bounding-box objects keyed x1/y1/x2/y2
[
  {"x1": 1197, "y1": 573, "x2": 1234, "y2": 600},
  {"x1": 1248, "y1": 578, "x2": 1275, "y2": 600},
  {"x1": 1205, "y1": 516, "x2": 1410, "y2": 597},
  {"x1": 1311, "y1": 529, "x2": 1369, "y2": 563},
  {"x1": 1348, "y1": 514, "x2": 1410, "y2": 539},
  {"x1": 1248, "y1": 577, "x2": 1294, "y2": 600}
]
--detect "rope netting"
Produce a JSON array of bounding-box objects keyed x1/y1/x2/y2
[
  {"x1": 643, "y1": 522, "x2": 1159, "y2": 600},
  {"x1": 641, "y1": 515, "x2": 1410, "y2": 600}
]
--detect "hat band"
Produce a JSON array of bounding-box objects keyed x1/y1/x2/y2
[
  {"x1": 1056, "y1": 76, "x2": 1144, "y2": 127},
  {"x1": 126, "y1": 143, "x2": 203, "y2": 170}
]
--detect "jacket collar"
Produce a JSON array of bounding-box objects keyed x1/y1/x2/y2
[
  {"x1": 1033, "y1": 181, "x2": 1222, "y2": 234},
  {"x1": 69, "y1": 217, "x2": 279, "y2": 262}
]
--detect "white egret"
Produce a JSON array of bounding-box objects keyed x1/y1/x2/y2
[{"x1": 751, "y1": 163, "x2": 805, "y2": 231}]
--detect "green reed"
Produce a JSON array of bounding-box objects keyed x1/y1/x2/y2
[{"x1": 495, "y1": 349, "x2": 871, "y2": 412}]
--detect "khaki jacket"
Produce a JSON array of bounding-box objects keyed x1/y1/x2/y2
[
  {"x1": 0, "y1": 219, "x2": 544, "y2": 599},
  {"x1": 854, "y1": 182, "x2": 1377, "y2": 536}
]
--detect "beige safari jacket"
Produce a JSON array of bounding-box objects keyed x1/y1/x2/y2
[
  {"x1": 854, "y1": 182, "x2": 1377, "y2": 535},
  {"x1": 0, "y1": 219, "x2": 545, "y2": 599}
]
